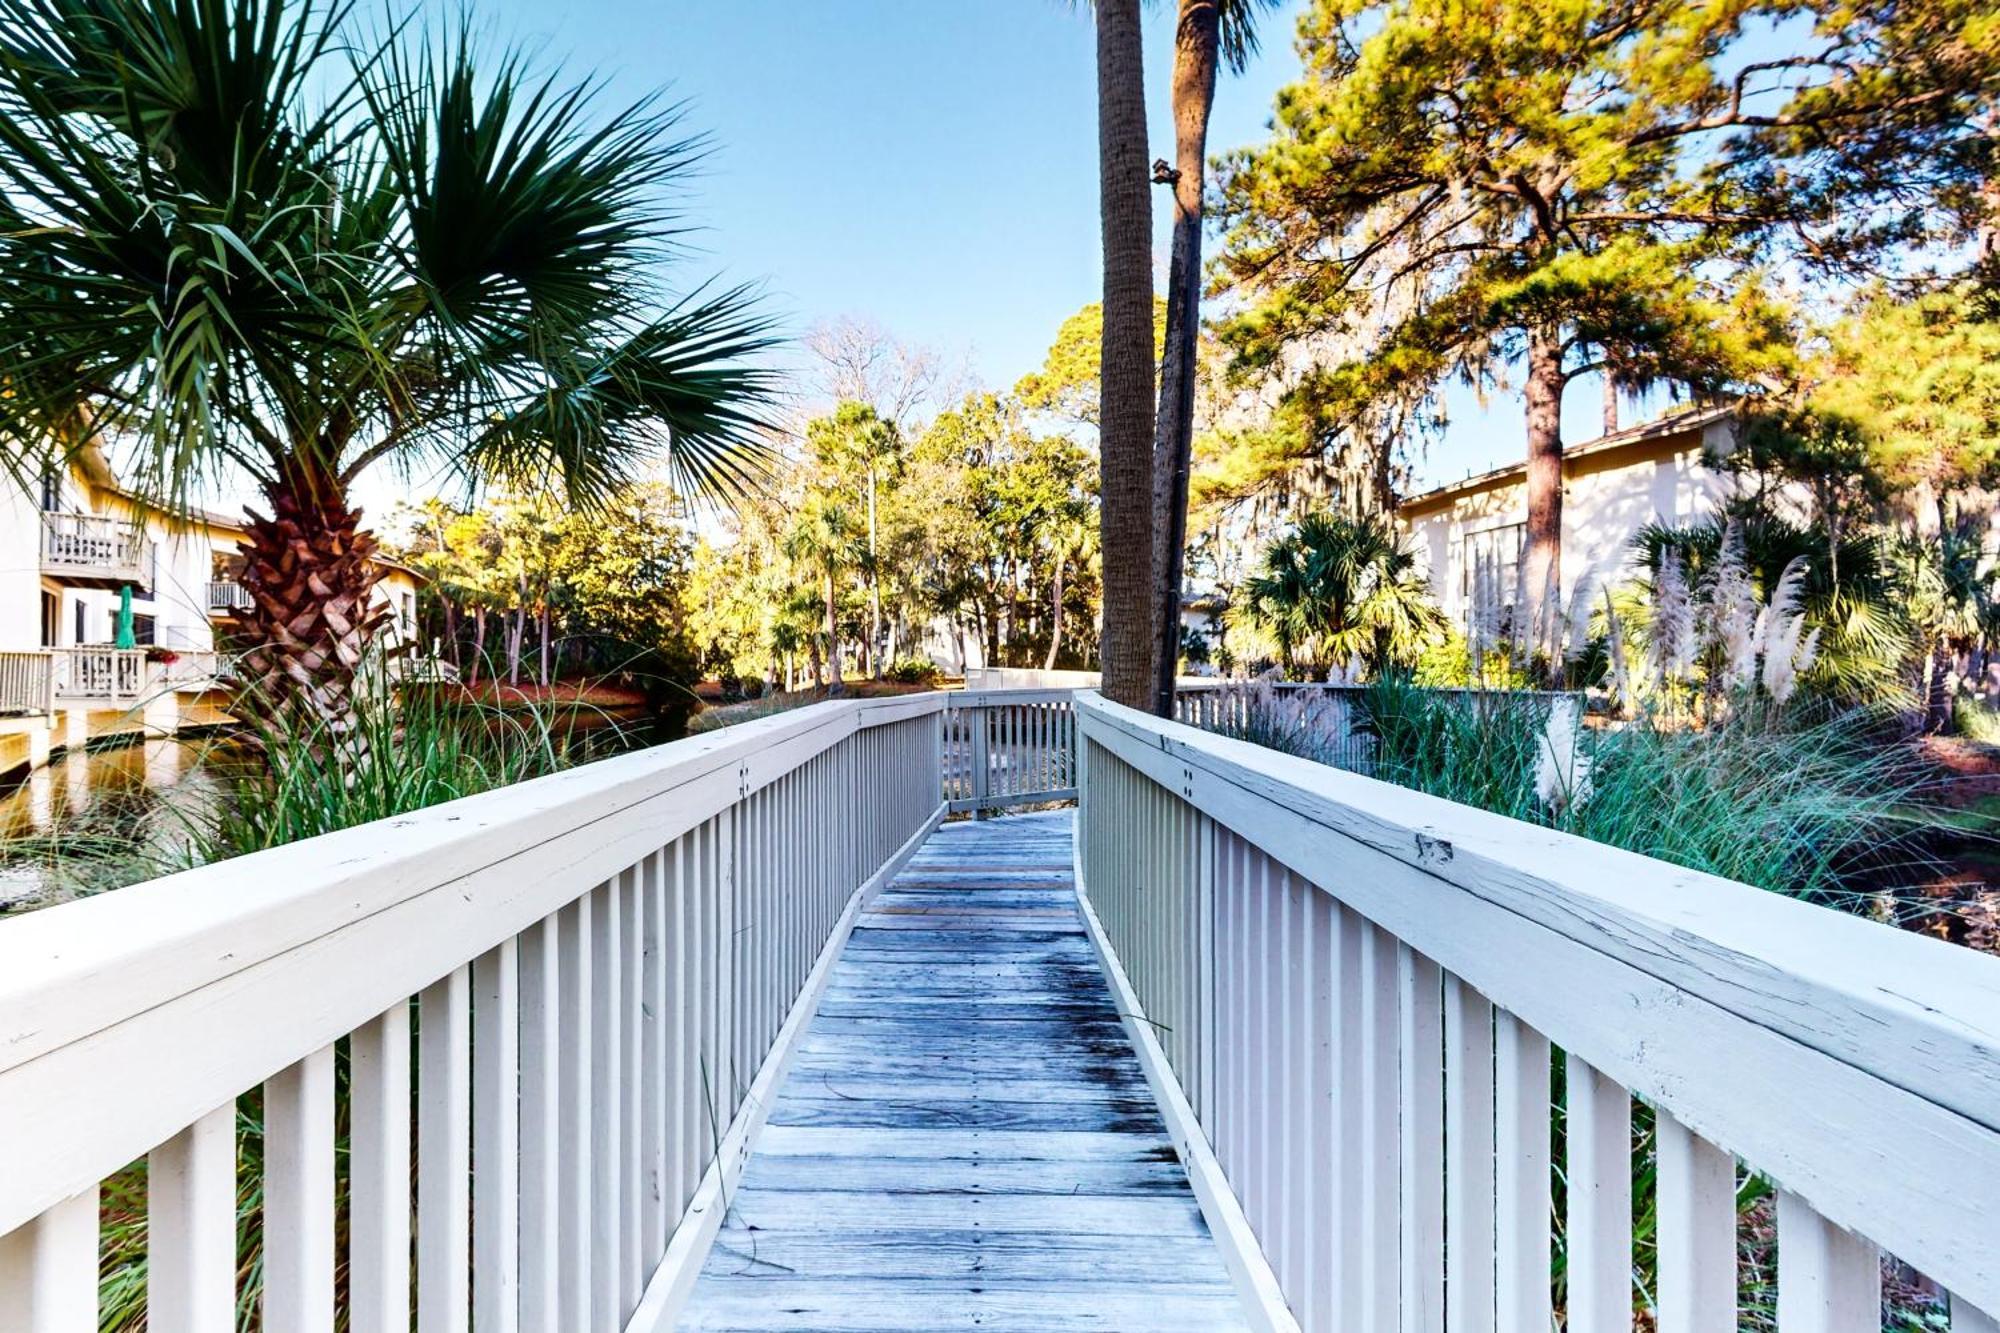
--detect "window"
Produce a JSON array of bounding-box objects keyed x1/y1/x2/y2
[
  {"x1": 74, "y1": 601, "x2": 86, "y2": 645},
  {"x1": 1462, "y1": 523, "x2": 1526, "y2": 630},
  {"x1": 39, "y1": 471, "x2": 61, "y2": 512},
  {"x1": 107, "y1": 611, "x2": 156, "y2": 646},
  {"x1": 40, "y1": 591, "x2": 58, "y2": 647}
]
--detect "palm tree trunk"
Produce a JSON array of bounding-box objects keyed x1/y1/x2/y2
[
  {"x1": 230, "y1": 457, "x2": 387, "y2": 740},
  {"x1": 1095, "y1": 0, "x2": 1159, "y2": 710},
  {"x1": 1045, "y1": 554, "x2": 1067, "y2": 671},
  {"x1": 1150, "y1": 0, "x2": 1220, "y2": 718},
  {"x1": 1925, "y1": 635, "x2": 1955, "y2": 734},
  {"x1": 825, "y1": 571, "x2": 845, "y2": 695},
  {"x1": 1521, "y1": 324, "x2": 1566, "y2": 668},
  {"x1": 867, "y1": 463, "x2": 881, "y2": 677},
  {"x1": 538, "y1": 604, "x2": 552, "y2": 687},
  {"x1": 469, "y1": 607, "x2": 486, "y2": 688},
  {"x1": 507, "y1": 572, "x2": 527, "y2": 687}
]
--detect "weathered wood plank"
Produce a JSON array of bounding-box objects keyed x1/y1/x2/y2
[
  {"x1": 767, "y1": 1095, "x2": 1167, "y2": 1133},
  {"x1": 750, "y1": 1126, "x2": 1180, "y2": 1161},
  {"x1": 680, "y1": 1279, "x2": 1243, "y2": 1332},
  {"x1": 737, "y1": 1154, "x2": 1192, "y2": 1196},
  {"x1": 678, "y1": 811, "x2": 1249, "y2": 1331},
  {"x1": 699, "y1": 1229, "x2": 1234, "y2": 1281}
]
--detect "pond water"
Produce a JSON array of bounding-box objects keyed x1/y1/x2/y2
[
  {"x1": 0, "y1": 737, "x2": 238, "y2": 915},
  {"x1": 0, "y1": 711, "x2": 679, "y2": 916}
]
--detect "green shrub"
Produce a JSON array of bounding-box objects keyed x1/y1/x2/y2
[
  {"x1": 885, "y1": 657, "x2": 942, "y2": 685},
  {"x1": 199, "y1": 675, "x2": 580, "y2": 860},
  {"x1": 1956, "y1": 694, "x2": 2000, "y2": 744}
]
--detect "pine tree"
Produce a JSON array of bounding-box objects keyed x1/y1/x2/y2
[{"x1": 1213, "y1": 0, "x2": 1998, "y2": 663}]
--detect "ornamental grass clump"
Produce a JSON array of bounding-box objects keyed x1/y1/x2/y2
[
  {"x1": 1199, "y1": 676, "x2": 1359, "y2": 769},
  {"x1": 1361, "y1": 677, "x2": 1922, "y2": 907},
  {"x1": 201, "y1": 669, "x2": 581, "y2": 858}
]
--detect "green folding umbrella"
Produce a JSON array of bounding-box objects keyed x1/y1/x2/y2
[{"x1": 114, "y1": 584, "x2": 136, "y2": 649}]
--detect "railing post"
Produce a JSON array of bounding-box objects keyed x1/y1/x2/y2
[{"x1": 970, "y1": 704, "x2": 990, "y2": 816}]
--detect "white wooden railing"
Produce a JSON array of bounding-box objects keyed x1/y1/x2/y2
[
  {"x1": 1074, "y1": 690, "x2": 2000, "y2": 1333},
  {"x1": 943, "y1": 686, "x2": 1078, "y2": 813},
  {"x1": 206, "y1": 579, "x2": 253, "y2": 611},
  {"x1": 49, "y1": 647, "x2": 148, "y2": 701},
  {"x1": 154, "y1": 650, "x2": 224, "y2": 690},
  {"x1": 38, "y1": 512, "x2": 146, "y2": 580},
  {"x1": 0, "y1": 692, "x2": 946, "y2": 1330},
  {"x1": 0, "y1": 652, "x2": 56, "y2": 716},
  {"x1": 963, "y1": 666, "x2": 1103, "y2": 690}
]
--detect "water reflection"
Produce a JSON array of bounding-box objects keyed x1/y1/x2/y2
[
  {"x1": 0, "y1": 738, "x2": 237, "y2": 914},
  {"x1": 0, "y1": 707, "x2": 679, "y2": 917}
]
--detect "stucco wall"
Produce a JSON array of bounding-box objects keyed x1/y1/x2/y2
[
  {"x1": 1400, "y1": 420, "x2": 1751, "y2": 625},
  {"x1": 0, "y1": 483, "x2": 45, "y2": 650}
]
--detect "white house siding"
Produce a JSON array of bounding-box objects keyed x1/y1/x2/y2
[
  {"x1": 0, "y1": 485, "x2": 47, "y2": 650},
  {"x1": 1400, "y1": 416, "x2": 1750, "y2": 626}
]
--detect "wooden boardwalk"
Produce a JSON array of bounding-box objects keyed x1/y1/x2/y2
[{"x1": 679, "y1": 810, "x2": 1249, "y2": 1332}]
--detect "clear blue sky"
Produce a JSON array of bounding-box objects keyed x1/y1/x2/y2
[{"x1": 423, "y1": 0, "x2": 1625, "y2": 502}]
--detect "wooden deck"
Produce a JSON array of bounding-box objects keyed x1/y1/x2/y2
[{"x1": 678, "y1": 810, "x2": 1249, "y2": 1332}]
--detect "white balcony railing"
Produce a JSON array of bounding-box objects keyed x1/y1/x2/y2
[
  {"x1": 205, "y1": 580, "x2": 253, "y2": 612},
  {"x1": 1075, "y1": 690, "x2": 2000, "y2": 1331},
  {"x1": 48, "y1": 647, "x2": 147, "y2": 701},
  {"x1": 0, "y1": 652, "x2": 55, "y2": 717},
  {"x1": 155, "y1": 651, "x2": 225, "y2": 691},
  {"x1": 38, "y1": 512, "x2": 146, "y2": 583}
]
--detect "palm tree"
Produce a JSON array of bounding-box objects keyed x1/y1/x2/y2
[
  {"x1": 1898, "y1": 520, "x2": 1994, "y2": 734},
  {"x1": 1094, "y1": 0, "x2": 1159, "y2": 709},
  {"x1": 1237, "y1": 514, "x2": 1447, "y2": 678},
  {"x1": 785, "y1": 500, "x2": 864, "y2": 695},
  {"x1": 809, "y1": 403, "x2": 902, "y2": 676},
  {"x1": 0, "y1": 0, "x2": 775, "y2": 741},
  {"x1": 1042, "y1": 505, "x2": 1096, "y2": 671},
  {"x1": 1634, "y1": 515, "x2": 1912, "y2": 707},
  {"x1": 1150, "y1": 0, "x2": 1280, "y2": 714}
]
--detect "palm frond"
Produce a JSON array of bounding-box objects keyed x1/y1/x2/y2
[{"x1": 464, "y1": 285, "x2": 781, "y2": 508}]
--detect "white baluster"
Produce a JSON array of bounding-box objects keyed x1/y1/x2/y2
[
  {"x1": 1775, "y1": 1192, "x2": 1879, "y2": 1333},
  {"x1": 264, "y1": 1045, "x2": 336, "y2": 1333},
  {"x1": 148, "y1": 1106, "x2": 236, "y2": 1333}
]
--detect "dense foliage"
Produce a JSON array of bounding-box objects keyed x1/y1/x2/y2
[
  {"x1": 1234, "y1": 513, "x2": 1447, "y2": 677},
  {"x1": 0, "y1": 0, "x2": 774, "y2": 734}
]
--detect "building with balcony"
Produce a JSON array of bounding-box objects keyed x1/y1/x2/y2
[{"x1": 1, "y1": 448, "x2": 427, "y2": 779}]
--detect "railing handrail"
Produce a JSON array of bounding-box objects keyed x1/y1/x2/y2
[
  {"x1": 1175, "y1": 678, "x2": 1583, "y2": 699},
  {"x1": 206, "y1": 578, "x2": 253, "y2": 609},
  {"x1": 0, "y1": 689, "x2": 947, "y2": 1237},
  {"x1": 38, "y1": 510, "x2": 145, "y2": 556},
  {"x1": 1076, "y1": 689, "x2": 2000, "y2": 1316},
  {"x1": 949, "y1": 685, "x2": 1083, "y2": 707},
  {"x1": 38, "y1": 508, "x2": 139, "y2": 529}
]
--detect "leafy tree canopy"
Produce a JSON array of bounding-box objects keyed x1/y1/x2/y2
[
  {"x1": 1013, "y1": 299, "x2": 1166, "y2": 427},
  {"x1": 1212, "y1": 0, "x2": 1998, "y2": 497}
]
